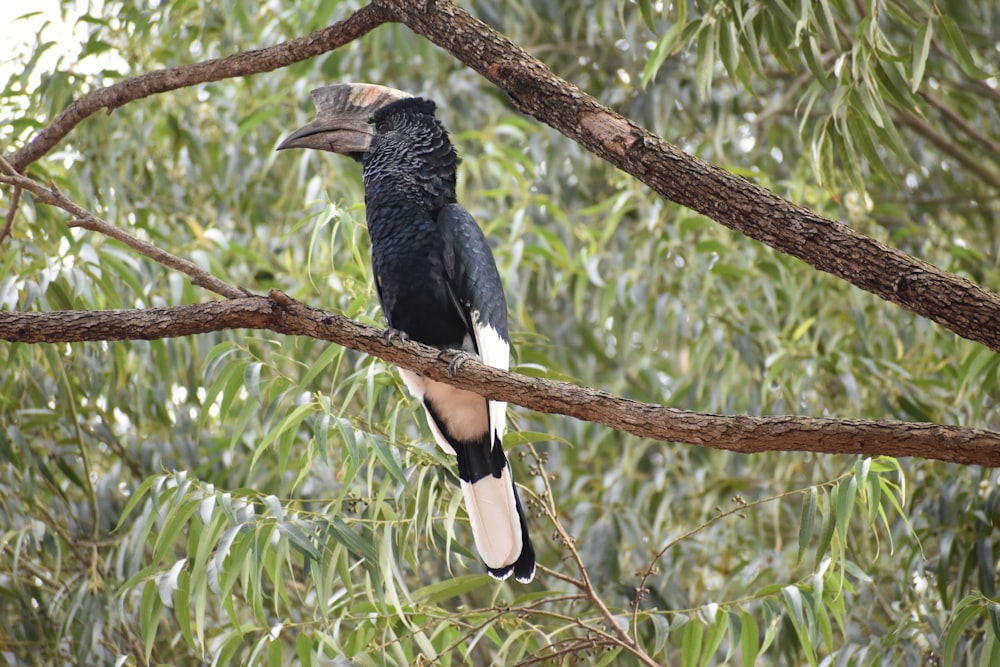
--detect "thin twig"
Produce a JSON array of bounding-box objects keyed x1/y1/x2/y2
[
  {"x1": 629, "y1": 471, "x2": 852, "y2": 641},
  {"x1": 528, "y1": 444, "x2": 659, "y2": 666},
  {"x1": 517, "y1": 607, "x2": 660, "y2": 667},
  {"x1": 0, "y1": 159, "x2": 244, "y2": 299},
  {"x1": 536, "y1": 563, "x2": 584, "y2": 589},
  {"x1": 919, "y1": 90, "x2": 1000, "y2": 156},
  {"x1": 1, "y1": 184, "x2": 20, "y2": 243},
  {"x1": 894, "y1": 110, "x2": 1000, "y2": 191}
]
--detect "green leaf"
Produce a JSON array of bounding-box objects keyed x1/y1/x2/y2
[
  {"x1": 173, "y1": 569, "x2": 195, "y2": 651},
  {"x1": 244, "y1": 362, "x2": 263, "y2": 401},
  {"x1": 115, "y1": 475, "x2": 161, "y2": 532},
  {"x1": 680, "y1": 617, "x2": 704, "y2": 667},
  {"x1": 267, "y1": 634, "x2": 283, "y2": 667},
  {"x1": 252, "y1": 402, "x2": 315, "y2": 470},
  {"x1": 695, "y1": 25, "x2": 716, "y2": 98},
  {"x1": 295, "y1": 631, "x2": 314, "y2": 667},
  {"x1": 637, "y1": 0, "x2": 656, "y2": 32},
  {"x1": 649, "y1": 613, "x2": 671, "y2": 656},
  {"x1": 937, "y1": 14, "x2": 989, "y2": 79},
  {"x1": 803, "y1": 37, "x2": 830, "y2": 89},
  {"x1": 740, "y1": 611, "x2": 760, "y2": 666},
  {"x1": 328, "y1": 517, "x2": 379, "y2": 566},
  {"x1": 911, "y1": 16, "x2": 934, "y2": 93},
  {"x1": 798, "y1": 487, "x2": 818, "y2": 562},
  {"x1": 140, "y1": 579, "x2": 161, "y2": 664},
  {"x1": 370, "y1": 434, "x2": 408, "y2": 486},
  {"x1": 700, "y1": 610, "x2": 728, "y2": 667},
  {"x1": 835, "y1": 476, "x2": 858, "y2": 539},
  {"x1": 943, "y1": 597, "x2": 985, "y2": 665},
  {"x1": 782, "y1": 585, "x2": 817, "y2": 666},
  {"x1": 301, "y1": 343, "x2": 344, "y2": 387},
  {"x1": 641, "y1": 22, "x2": 684, "y2": 88},
  {"x1": 157, "y1": 558, "x2": 187, "y2": 608},
  {"x1": 411, "y1": 574, "x2": 488, "y2": 604}
]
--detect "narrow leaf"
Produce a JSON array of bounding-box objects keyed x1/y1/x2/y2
[{"x1": 911, "y1": 16, "x2": 934, "y2": 93}]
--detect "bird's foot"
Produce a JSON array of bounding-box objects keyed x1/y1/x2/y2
[
  {"x1": 383, "y1": 327, "x2": 409, "y2": 345},
  {"x1": 439, "y1": 349, "x2": 480, "y2": 378}
]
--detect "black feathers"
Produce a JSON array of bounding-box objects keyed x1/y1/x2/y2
[{"x1": 280, "y1": 84, "x2": 535, "y2": 583}]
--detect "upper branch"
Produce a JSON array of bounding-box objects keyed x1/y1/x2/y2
[
  {"x1": 0, "y1": 163, "x2": 243, "y2": 299},
  {"x1": 3, "y1": 295, "x2": 999, "y2": 467},
  {"x1": 6, "y1": 3, "x2": 387, "y2": 173},
  {"x1": 375, "y1": 0, "x2": 1000, "y2": 353}
]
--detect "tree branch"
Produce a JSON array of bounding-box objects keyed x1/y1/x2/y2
[
  {"x1": 895, "y1": 109, "x2": 1000, "y2": 190},
  {"x1": 373, "y1": 0, "x2": 1000, "y2": 353},
  {"x1": 5, "y1": 3, "x2": 388, "y2": 173},
  {"x1": 0, "y1": 161, "x2": 244, "y2": 300},
  {"x1": 919, "y1": 90, "x2": 1000, "y2": 157},
  {"x1": 3, "y1": 295, "x2": 999, "y2": 467}
]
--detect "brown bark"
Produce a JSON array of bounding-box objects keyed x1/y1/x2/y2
[{"x1": 3, "y1": 293, "x2": 999, "y2": 467}]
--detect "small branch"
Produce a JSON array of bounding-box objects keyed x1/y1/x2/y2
[
  {"x1": 0, "y1": 184, "x2": 20, "y2": 243},
  {"x1": 530, "y1": 444, "x2": 653, "y2": 663},
  {"x1": 629, "y1": 473, "x2": 849, "y2": 639},
  {"x1": 919, "y1": 91, "x2": 1000, "y2": 157},
  {"x1": 0, "y1": 162, "x2": 243, "y2": 299},
  {"x1": 515, "y1": 607, "x2": 659, "y2": 667},
  {"x1": 894, "y1": 109, "x2": 1000, "y2": 191},
  {"x1": 6, "y1": 3, "x2": 388, "y2": 173},
  {"x1": 2, "y1": 294, "x2": 999, "y2": 466}
]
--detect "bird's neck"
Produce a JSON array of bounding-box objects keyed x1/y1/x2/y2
[{"x1": 361, "y1": 120, "x2": 458, "y2": 223}]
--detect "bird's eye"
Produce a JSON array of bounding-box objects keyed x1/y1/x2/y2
[{"x1": 375, "y1": 120, "x2": 392, "y2": 133}]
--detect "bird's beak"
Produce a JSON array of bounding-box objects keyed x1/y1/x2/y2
[{"x1": 276, "y1": 83, "x2": 412, "y2": 155}]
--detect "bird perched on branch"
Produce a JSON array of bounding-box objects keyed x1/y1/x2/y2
[{"x1": 277, "y1": 83, "x2": 535, "y2": 583}]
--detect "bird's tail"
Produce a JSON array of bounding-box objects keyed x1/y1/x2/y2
[
  {"x1": 459, "y1": 452, "x2": 536, "y2": 583},
  {"x1": 400, "y1": 370, "x2": 535, "y2": 582}
]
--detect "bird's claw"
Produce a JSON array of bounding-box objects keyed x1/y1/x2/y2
[
  {"x1": 383, "y1": 328, "x2": 409, "y2": 345},
  {"x1": 441, "y1": 350, "x2": 479, "y2": 378}
]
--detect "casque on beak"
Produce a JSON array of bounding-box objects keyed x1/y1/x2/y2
[{"x1": 276, "y1": 83, "x2": 413, "y2": 155}]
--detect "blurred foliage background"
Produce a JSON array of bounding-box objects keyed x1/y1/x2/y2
[{"x1": 2, "y1": 0, "x2": 1000, "y2": 664}]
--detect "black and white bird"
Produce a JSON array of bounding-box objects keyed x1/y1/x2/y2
[{"x1": 277, "y1": 83, "x2": 535, "y2": 583}]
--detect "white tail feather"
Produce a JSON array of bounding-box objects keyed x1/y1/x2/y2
[
  {"x1": 461, "y1": 468, "x2": 522, "y2": 569},
  {"x1": 399, "y1": 366, "x2": 524, "y2": 572}
]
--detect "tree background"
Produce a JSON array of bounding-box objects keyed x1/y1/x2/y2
[{"x1": 2, "y1": 0, "x2": 1000, "y2": 664}]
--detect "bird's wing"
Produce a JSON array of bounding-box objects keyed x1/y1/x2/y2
[
  {"x1": 435, "y1": 203, "x2": 534, "y2": 581},
  {"x1": 436, "y1": 203, "x2": 510, "y2": 446}
]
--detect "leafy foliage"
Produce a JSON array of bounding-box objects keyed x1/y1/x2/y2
[{"x1": 1, "y1": 0, "x2": 999, "y2": 664}]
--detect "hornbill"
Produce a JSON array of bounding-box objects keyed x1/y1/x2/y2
[{"x1": 277, "y1": 83, "x2": 536, "y2": 583}]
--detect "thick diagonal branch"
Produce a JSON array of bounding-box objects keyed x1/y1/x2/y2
[
  {"x1": 374, "y1": 0, "x2": 1000, "y2": 353},
  {"x1": 3, "y1": 296, "x2": 998, "y2": 467}
]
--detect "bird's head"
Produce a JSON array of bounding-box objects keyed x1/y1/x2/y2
[
  {"x1": 278, "y1": 83, "x2": 458, "y2": 206},
  {"x1": 277, "y1": 83, "x2": 437, "y2": 161}
]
